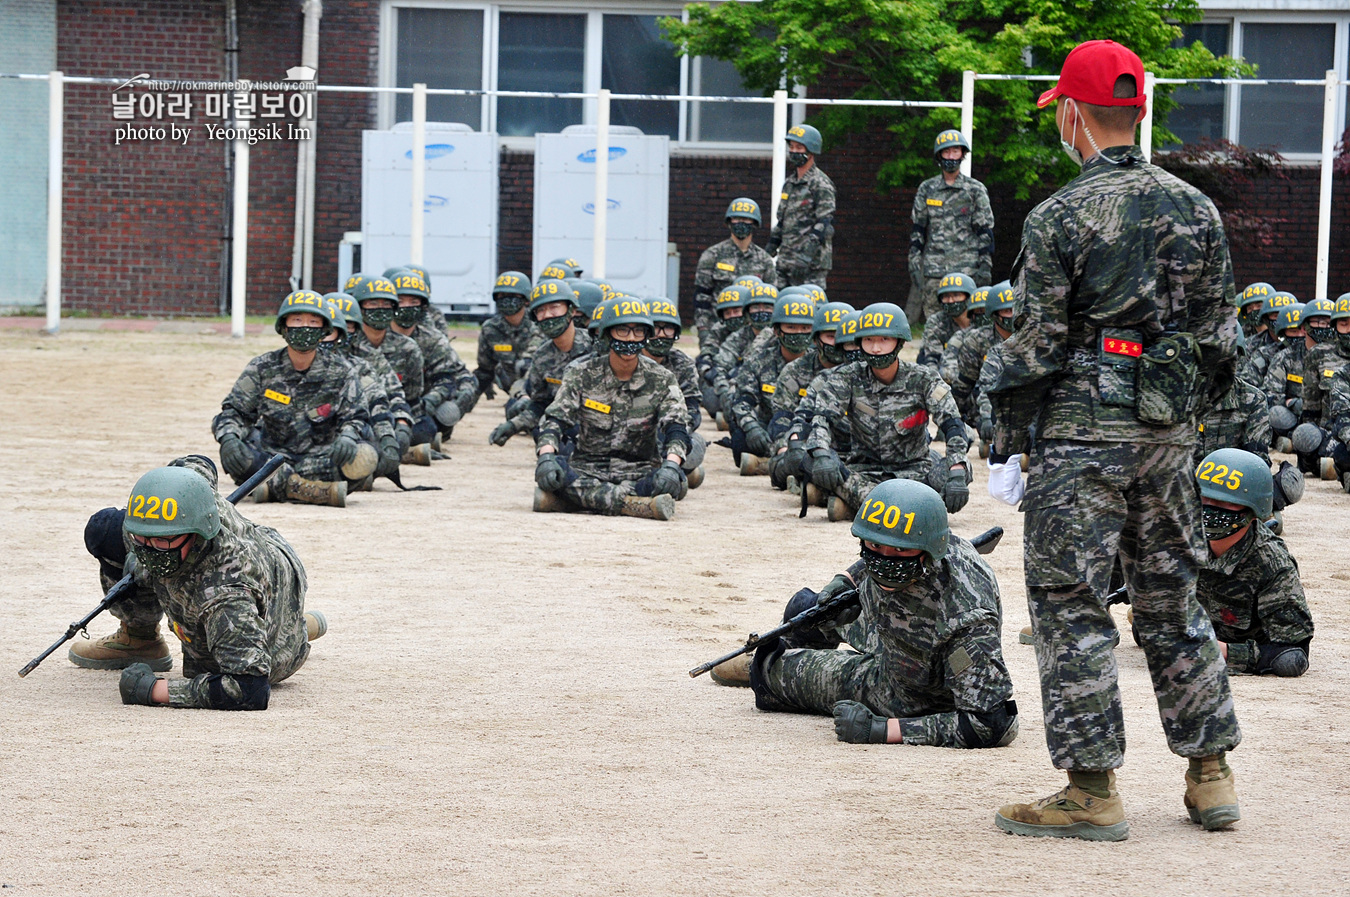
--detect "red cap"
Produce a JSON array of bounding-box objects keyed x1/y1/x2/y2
[{"x1": 1037, "y1": 40, "x2": 1146, "y2": 109}]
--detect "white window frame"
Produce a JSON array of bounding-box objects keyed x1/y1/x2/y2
[{"x1": 380, "y1": 0, "x2": 788, "y2": 154}]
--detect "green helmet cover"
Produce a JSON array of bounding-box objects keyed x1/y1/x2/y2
[
  {"x1": 388, "y1": 268, "x2": 430, "y2": 301},
  {"x1": 1240, "y1": 282, "x2": 1274, "y2": 308},
  {"x1": 570, "y1": 280, "x2": 606, "y2": 319},
  {"x1": 1196, "y1": 448, "x2": 1273, "y2": 518},
  {"x1": 933, "y1": 129, "x2": 970, "y2": 157},
  {"x1": 1274, "y1": 303, "x2": 1304, "y2": 335},
  {"x1": 545, "y1": 258, "x2": 581, "y2": 278},
  {"x1": 492, "y1": 271, "x2": 532, "y2": 299},
  {"x1": 854, "y1": 302, "x2": 912, "y2": 342},
  {"x1": 836, "y1": 309, "x2": 864, "y2": 345},
  {"x1": 786, "y1": 123, "x2": 823, "y2": 154},
  {"x1": 936, "y1": 272, "x2": 977, "y2": 298},
  {"x1": 850, "y1": 479, "x2": 949, "y2": 560},
  {"x1": 538, "y1": 263, "x2": 573, "y2": 283},
  {"x1": 123, "y1": 466, "x2": 221, "y2": 541},
  {"x1": 725, "y1": 197, "x2": 762, "y2": 226},
  {"x1": 1260, "y1": 291, "x2": 1297, "y2": 320},
  {"x1": 1304, "y1": 298, "x2": 1335, "y2": 321},
  {"x1": 274, "y1": 290, "x2": 336, "y2": 335},
  {"x1": 594, "y1": 295, "x2": 653, "y2": 335},
  {"x1": 771, "y1": 294, "x2": 817, "y2": 327},
  {"x1": 734, "y1": 275, "x2": 764, "y2": 290},
  {"x1": 647, "y1": 297, "x2": 682, "y2": 330},
  {"x1": 343, "y1": 273, "x2": 369, "y2": 294},
  {"x1": 716, "y1": 285, "x2": 751, "y2": 317},
  {"x1": 967, "y1": 287, "x2": 990, "y2": 317},
  {"x1": 1332, "y1": 295, "x2": 1350, "y2": 322},
  {"x1": 529, "y1": 279, "x2": 578, "y2": 314},
  {"x1": 814, "y1": 301, "x2": 852, "y2": 334}
]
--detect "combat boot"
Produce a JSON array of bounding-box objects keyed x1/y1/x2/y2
[
  {"x1": 1321, "y1": 457, "x2": 1338, "y2": 480},
  {"x1": 402, "y1": 444, "x2": 432, "y2": 466},
  {"x1": 1274, "y1": 436, "x2": 1293, "y2": 454},
  {"x1": 533, "y1": 487, "x2": 578, "y2": 513},
  {"x1": 826, "y1": 495, "x2": 855, "y2": 522},
  {"x1": 431, "y1": 431, "x2": 443, "y2": 451},
  {"x1": 686, "y1": 466, "x2": 705, "y2": 489},
  {"x1": 709, "y1": 654, "x2": 752, "y2": 687},
  {"x1": 1184, "y1": 755, "x2": 1240, "y2": 830},
  {"x1": 995, "y1": 771, "x2": 1129, "y2": 842},
  {"x1": 786, "y1": 476, "x2": 802, "y2": 495},
  {"x1": 1019, "y1": 625, "x2": 1034, "y2": 645},
  {"x1": 304, "y1": 611, "x2": 328, "y2": 641},
  {"x1": 739, "y1": 454, "x2": 769, "y2": 476},
  {"x1": 284, "y1": 474, "x2": 346, "y2": 507},
  {"x1": 620, "y1": 494, "x2": 676, "y2": 521},
  {"x1": 68, "y1": 622, "x2": 172, "y2": 671},
  {"x1": 804, "y1": 482, "x2": 828, "y2": 508},
  {"x1": 353, "y1": 474, "x2": 375, "y2": 493},
  {"x1": 715, "y1": 412, "x2": 729, "y2": 432}
]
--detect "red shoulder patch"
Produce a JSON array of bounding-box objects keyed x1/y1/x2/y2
[
  {"x1": 315, "y1": 403, "x2": 333, "y2": 418},
  {"x1": 899, "y1": 409, "x2": 929, "y2": 430}
]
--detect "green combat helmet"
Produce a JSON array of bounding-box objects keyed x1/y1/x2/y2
[
  {"x1": 384, "y1": 264, "x2": 431, "y2": 289},
  {"x1": 1273, "y1": 303, "x2": 1304, "y2": 338},
  {"x1": 1195, "y1": 448, "x2": 1273, "y2": 541},
  {"x1": 350, "y1": 276, "x2": 399, "y2": 329},
  {"x1": 734, "y1": 274, "x2": 764, "y2": 291},
  {"x1": 529, "y1": 278, "x2": 578, "y2": 340},
  {"x1": 322, "y1": 292, "x2": 357, "y2": 342},
  {"x1": 538, "y1": 261, "x2": 573, "y2": 283},
  {"x1": 852, "y1": 302, "x2": 912, "y2": 369},
  {"x1": 1331, "y1": 294, "x2": 1350, "y2": 354},
  {"x1": 492, "y1": 270, "x2": 532, "y2": 316},
  {"x1": 815, "y1": 301, "x2": 853, "y2": 365},
  {"x1": 1303, "y1": 298, "x2": 1335, "y2": 343},
  {"x1": 123, "y1": 466, "x2": 221, "y2": 577},
  {"x1": 274, "y1": 289, "x2": 335, "y2": 351},
  {"x1": 569, "y1": 280, "x2": 606, "y2": 326},
  {"x1": 715, "y1": 284, "x2": 752, "y2": 330},
  {"x1": 785, "y1": 123, "x2": 823, "y2": 155},
  {"x1": 933, "y1": 129, "x2": 970, "y2": 173},
  {"x1": 988, "y1": 280, "x2": 1017, "y2": 333},
  {"x1": 745, "y1": 282, "x2": 780, "y2": 327},
  {"x1": 343, "y1": 273, "x2": 369, "y2": 295},
  {"x1": 645, "y1": 297, "x2": 683, "y2": 357},
  {"x1": 850, "y1": 479, "x2": 949, "y2": 589},
  {"x1": 546, "y1": 258, "x2": 582, "y2": 278},
  {"x1": 389, "y1": 269, "x2": 432, "y2": 328},
  {"x1": 936, "y1": 272, "x2": 978, "y2": 319},
  {"x1": 593, "y1": 294, "x2": 653, "y2": 356},
  {"x1": 1260, "y1": 290, "x2": 1297, "y2": 327},
  {"x1": 836, "y1": 309, "x2": 865, "y2": 364},
  {"x1": 725, "y1": 197, "x2": 762, "y2": 228},
  {"x1": 771, "y1": 292, "x2": 818, "y2": 354},
  {"x1": 797, "y1": 283, "x2": 828, "y2": 305},
  {"x1": 966, "y1": 286, "x2": 990, "y2": 322}
]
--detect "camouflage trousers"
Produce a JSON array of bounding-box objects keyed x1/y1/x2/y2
[
  {"x1": 233, "y1": 428, "x2": 375, "y2": 485},
  {"x1": 1023, "y1": 439, "x2": 1241, "y2": 769},
  {"x1": 835, "y1": 450, "x2": 945, "y2": 510},
  {"x1": 557, "y1": 457, "x2": 655, "y2": 514},
  {"x1": 774, "y1": 267, "x2": 829, "y2": 291}
]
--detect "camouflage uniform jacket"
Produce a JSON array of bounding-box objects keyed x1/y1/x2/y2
[
  {"x1": 476, "y1": 313, "x2": 537, "y2": 392},
  {"x1": 510, "y1": 329, "x2": 594, "y2": 433},
  {"x1": 407, "y1": 323, "x2": 478, "y2": 415},
  {"x1": 939, "y1": 323, "x2": 1000, "y2": 423},
  {"x1": 840, "y1": 537, "x2": 1014, "y2": 746},
  {"x1": 1323, "y1": 364, "x2": 1350, "y2": 445},
  {"x1": 731, "y1": 338, "x2": 798, "y2": 432},
  {"x1": 988, "y1": 146, "x2": 1239, "y2": 453},
  {"x1": 693, "y1": 239, "x2": 777, "y2": 332},
  {"x1": 712, "y1": 326, "x2": 773, "y2": 405},
  {"x1": 908, "y1": 173, "x2": 995, "y2": 284},
  {"x1": 974, "y1": 343, "x2": 1006, "y2": 436},
  {"x1": 348, "y1": 329, "x2": 425, "y2": 404},
  {"x1": 785, "y1": 362, "x2": 851, "y2": 449},
  {"x1": 1198, "y1": 523, "x2": 1312, "y2": 674},
  {"x1": 1262, "y1": 341, "x2": 1306, "y2": 409},
  {"x1": 1302, "y1": 340, "x2": 1348, "y2": 425},
  {"x1": 325, "y1": 346, "x2": 396, "y2": 445},
  {"x1": 807, "y1": 360, "x2": 968, "y2": 468},
  {"x1": 770, "y1": 165, "x2": 836, "y2": 276},
  {"x1": 769, "y1": 349, "x2": 825, "y2": 442},
  {"x1": 1194, "y1": 372, "x2": 1272, "y2": 466},
  {"x1": 127, "y1": 458, "x2": 310, "y2": 709},
  {"x1": 214, "y1": 348, "x2": 369, "y2": 457},
  {"x1": 538, "y1": 355, "x2": 691, "y2": 472},
  {"x1": 697, "y1": 318, "x2": 740, "y2": 379},
  {"x1": 1239, "y1": 330, "x2": 1280, "y2": 385},
  {"x1": 655, "y1": 347, "x2": 702, "y2": 430},
  {"x1": 342, "y1": 339, "x2": 414, "y2": 427}
]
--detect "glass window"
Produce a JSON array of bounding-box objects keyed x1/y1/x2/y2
[
  {"x1": 690, "y1": 55, "x2": 773, "y2": 143},
  {"x1": 1239, "y1": 22, "x2": 1336, "y2": 153},
  {"x1": 1164, "y1": 23, "x2": 1230, "y2": 147},
  {"x1": 497, "y1": 12, "x2": 586, "y2": 137},
  {"x1": 601, "y1": 14, "x2": 680, "y2": 138},
  {"x1": 395, "y1": 8, "x2": 484, "y2": 128}
]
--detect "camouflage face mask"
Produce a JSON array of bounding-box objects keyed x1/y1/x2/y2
[
  {"x1": 819, "y1": 342, "x2": 846, "y2": 365},
  {"x1": 860, "y1": 546, "x2": 927, "y2": 590},
  {"x1": 729, "y1": 222, "x2": 755, "y2": 239},
  {"x1": 1202, "y1": 505, "x2": 1251, "y2": 541},
  {"x1": 942, "y1": 299, "x2": 969, "y2": 319},
  {"x1": 1306, "y1": 323, "x2": 1334, "y2": 344},
  {"x1": 863, "y1": 347, "x2": 898, "y2": 369},
  {"x1": 1339, "y1": 331, "x2": 1350, "y2": 355},
  {"x1": 609, "y1": 336, "x2": 646, "y2": 356},
  {"x1": 132, "y1": 538, "x2": 201, "y2": 578},
  {"x1": 536, "y1": 314, "x2": 572, "y2": 340},
  {"x1": 495, "y1": 296, "x2": 526, "y2": 315},
  {"x1": 938, "y1": 156, "x2": 962, "y2": 173},
  {"x1": 645, "y1": 336, "x2": 675, "y2": 357},
  {"x1": 787, "y1": 151, "x2": 810, "y2": 168},
  {"x1": 779, "y1": 331, "x2": 813, "y2": 353},
  {"x1": 393, "y1": 304, "x2": 426, "y2": 328},
  {"x1": 283, "y1": 325, "x2": 326, "y2": 352},
  {"x1": 748, "y1": 309, "x2": 774, "y2": 326},
  {"x1": 361, "y1": 305, "x2": 395, "y2": 329}
]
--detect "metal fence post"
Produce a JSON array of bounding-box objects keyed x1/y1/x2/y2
[
  {"x1": 410, "y1": 82, "x2": 426, "y2": 266},
  {"x1": 593, "y1": 87, "x2": 610, "y2": 279},
  {"x1": 45, "y1": 70, "x2": 63, "y2": 335},
  {"x1": 960, "y1": 70, "x2": 975, "y2": 177},
  {"x1": 770, "y1": 89, "x2": 787, "y2": 226},
  {"x1": 231, "y1": 80, "x2": 251, "y2": 339},
  {"x1": 1141, "y1": 72, "x2": 1155, "y2": 161},
  {"x1": 1315, "y1": 69, "x2": 1338, "y2": 300}
]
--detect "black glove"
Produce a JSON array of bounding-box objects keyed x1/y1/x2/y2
[
  {"x1": 119, "y1": 663, "x2": 159, "y2": 706},
  {"x1": 330, "y1": 434, "x2": 358, "y2": 469},
  {"x1": 490, "y1": 421, "x2": 517, "y2": 446},
  {"x1": 978, "y1": 418, "x2": 994, "y2": 444},
  {"x1": 833, "y1": 701, "x2": 888, "y2": 744},
  {"x1": 535, "y1": 454, "x2": 567, "y2": 492},
  {"x1": 219, "y1": 436, "x2": 253, "y2": 481},
  {"x1": 779, "y1": 444, "x2": 806, "y2": 479},
  {"x1": 744, "y1": 423, "x2": 772, "y2": 457},
  {"x1": 816, "y1": 574, "x2": 861, "y2": 628},
  {"x1": 1256, "y1": 644, "x2": 1309, "y2": 677},
  {"x1": 809, "y1": 449, "x2": 844, "y2": 491},
  {"x1": 766, "y1": 234, "x2": 781, "y2": 256},
  {"x1": 649, "y1": 460, "x2": 686, "y2": 498},
  {"x1": 376, "y1": 436, "x2": 401, "y2": 478},
  {"x1": 481, "y1": 381, "x2": 496, "y2": 400},
  {"x1": 943, "y1": 463, "x2": 969, "y2": 513},
  {"x1": 396, "y1": 422, "x2": 413, "y2": 456}
]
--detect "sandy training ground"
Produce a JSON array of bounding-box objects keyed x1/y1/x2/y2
[{"x1": 1, "y1": 326, "x2": 1346, "y2": 895}]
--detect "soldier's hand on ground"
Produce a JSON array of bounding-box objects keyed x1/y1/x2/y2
[
  {"x1": 943, "y1": 465, "x2": 969, "y2": 513},
  {"x1": 780, "y1": 444, "x2": 806, "y2": 479},
  {"x1": 808, "y1": 449, "x2": 844, "y2": 491},
  {"x1": 833, "y1": 701, "x2": 889, "y2": 744},
  {"x1": 650, "y1": 460, "x2": 686, "y2": 498},
  {"x1": 535, "y1": 454, "x2": 567, "y2": 491},
  {"x1": 744, "y1": 423, "x2": 772, "y2": 457},
  {"x1": 396, "y1": 422, "x2": 413, "y2": 456},
  {"x1": 490, "y1": 422, "x2": 517, "y2": 446},
  {"x1": 330, "y1": 434, "x2": 359, "y2": 469},
  {"x1": 119, "y1": 663, "x2": 160, "y2": 706},
  {"x1": 219, "y1": 436, "x2": 253, "y2": 482},
  {"x1": 376, "y1": 436, "x2": 401, "y2": 477},
  {"x1": 481, "y1": 381, "x2": 496, "y2": 400}
]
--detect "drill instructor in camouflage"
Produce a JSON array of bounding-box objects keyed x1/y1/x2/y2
[
  {"x1": 988, "y1": 41, "x2": 1241, "y2": 841},
  {"x1": 748, "y1": 479, "x2": 1017, "y2": 749},
  {"x1": 908, "y1": 130, "x2": 994, "y2": 352},
  {"x1": 77, "y1": 456, "x2": 317, "y2": 710},
  {"x1": 693, "y1": 198, "x2": 777, "y2": 336},
  {"x1": 767, "y1": 125, "x2": 835, "y2": 289}
]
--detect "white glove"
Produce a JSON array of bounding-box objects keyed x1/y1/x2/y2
[{"x1": 987, "y1": 456, "x2": 1026, "y2": 506}]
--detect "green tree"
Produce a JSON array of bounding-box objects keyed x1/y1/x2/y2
[{"x1": 662, "y1": 0, "x2": 1249, "y2": 197}]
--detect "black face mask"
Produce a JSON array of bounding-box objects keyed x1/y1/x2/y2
[
  {"x1": 729, "y1": 222, "x2": 755, "y2": 239},
  {"x1": 779, "y1": 331, "x2": 813, "y2": 354},
  {"x1": 787, "y1": 151, "x2": 810, "y2": 168},
  {"x1": 284, "y1": 325, "x2": 326, "y2": 352},
  {"x1": 645, "y1": 336, "x2": 675, "y2": 357},
  {"x1": 393, "y1": 304, "x2": 425, "y2": 328},
  {"x1": 318, "y1": 339, "x2": 340, "y2": 353},
  {"x1": 1307, "y1": 323, "x2": 1334, "y2": 344},
  {"x1": 943, "y1": 300, "x2": 968, "y2": 319},
  {"x1": 362, "y1": 305, "x2": 395, "y2": 329},
  {"x1": 132, "y1": 536, "x2": 205, "y2": 578},
  {"x1": 722, "y1": 314, "x2": 747, "y2": 331},
  {"x1": 1340, "y1": 331, "x2": 1350, "y2": 355},
  {"x1": 864, "y1": 347, "x2": 898, "y2": 369},
  {"x1": 496, "y1": 296, "x2": 526, "y2": 315},
  {"x1": 993, "y1": 313, "x2": 1016, "y2": 335},
  {"x1": 609, "y1": 337, "x2": 646, "y2": 356},
  {"x1": 860, "y1": 546, "x2": 927, "y2": 590},
  {"x1": 844, "y1": 346, "x2": 864, "y2": 365},
  {"x1": 536, "y1": 314, "x2": 572, "y2": 340},
  {"x1": 748, "y1": 309, "x2": 774, "y2": 326},
  {"x1": 1238, "y1": 306, "x2": 1262, "y2": 335},
  {"x1": 938, "y1": 156, "x2": 962, "y2": 173},
  {"x1": 819, "y1": 342, "x2": 846, "y2": 365},
  {"x1": 1202, "y1": 505, "x2": 1252, "y2": 541}
]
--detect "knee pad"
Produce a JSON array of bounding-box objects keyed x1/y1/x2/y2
[
  {"x1": 85, "y1": 507, "x2": 128, "y2": 565},
  {"x1": 1291, "y1": 422, "x2": 1326, "y2": 454},
  {"x1": 1273, "y1": 460, "x2": 1305, "y2": 508},
  {"x1": 684, "y1": 433, "x2": 707, "y2": 471},
  {"x1": 1268, "y1": 404, "x2": 1297, "y2": 433}
]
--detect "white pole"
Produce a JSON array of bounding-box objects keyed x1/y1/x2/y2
[
  {"x1": 410, "y1": 82, "x2": 426, "y2": 266},
  {"x1": 231, "y1": 134, "x2": 250, "y2": 338},
  {"x1": 959, "y1": 70, "x2": 974, "y2": 178},
  {"x1": 593, "y1": 87, "x2": 610, "y2": 279},
  {"x1": 1140, "y1": 72, "x2": 1155, "y2": 162},
  {"x1": 1315, "y1": 69, "x2": 1338, "y2": 300},
  {"x1": 45, "y1": 70, "x2": 62, "y2": 335},
  {"x1": 770, "y1": 89, "x2": 787, "y2": 225}
]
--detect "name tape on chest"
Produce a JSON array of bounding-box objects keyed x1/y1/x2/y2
[
  {"x1": 1103, "y1": 338, "x2": 1143, "y2": 358},
  {"x1": 798, "y1": 387, "x2": 808, "y2": 397},
  {"x1": 1326, "y1": 370, "x2": 1337, "y2": 378},
  {"x1": 264, "y1": 389, "x2": 292, "y2": 405},
  {"x1": 780, "y1": 192, "x2": 788, "y2": 201},
  {"x1": 926, "y1": 199, "x2": 943, "y2": 207},
  {"x1": 1287, "y1": 373, "x2": 1303, "y2": 384},
  {"x1": 760, "y1": 383, "x2": 776, "y2": 394},
  {"x1": 492, "y1": 344, "x2": 513, "y2": 353},
  {"x1": 716, "y1": 262, "x2": 736, "y2": 272},
  {"x1": 583, "y1": 398, "x2": 612, "y2": 414},
  {"x1": 545, "y1": 376, "x2": 562, "y2": 385}
]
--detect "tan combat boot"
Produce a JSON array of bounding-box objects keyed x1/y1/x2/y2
[
  {"x1": 686, "y1": 466, "x2": 705, "y2": 489},
  {"x1": 1184, "y1": 755, "x2": 1240, "y2": 830},
  {"x1": 709, "y1": 654, "x2": 752, "y2": 687},
  {"x1": 402, "y1": 444, "x2": 432, "y2": 466},
  {"x1": 995, "y1": 771, "x2": 1129, "y2": 842},
  {"x1": 304, "y1": 611, "x2": 328, "y2": 642},
  {"x1": 339, "y1": 443, "x2": 379, "y2": 480},
  {"x1": 431, "y1": 431, "x2": 443, "y2": 451},
  {"x1": 1320, "y1": 457, "x2": 1338, "y2": 480},
  {"x1": 284, "y1": 474, "x2": 346, "y2": 507},
  {"x1": 68, "y1": 623, "x2": 173, "y2": 671},
  {"x1": 715, "y1": 412, "x2": 729, "y2": 432},
  {"x1": 621, "y1": 494, "x2": 676, "y2": 521},
  {"x1": 1019, "y1": 625, "x2": 1034, "y2": 645},
  {"x1": 826, "y1": 495, "x2": 855, "y2": 522},
  {"x1": 786, "y1": 476, "x2": 802, "y2": 495},
  {"x1": 739, "y1": 454, "x2": 769, "y2": 476},
  {"x1": 533, "y1": 487, "x2": 578, "y2": 513},
  {"x1": 804, "y1": 482, "x2": 828, "y2": 508}
]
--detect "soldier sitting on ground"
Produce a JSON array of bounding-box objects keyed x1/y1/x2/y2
[
  {"x1": 729, "y1": 293, "x2": 818, "y2": 476},
  {"x1": 916, "y1": 272, "x2": 979, "y2": 370},
  {"x1": 475, "y1": 271, "x2": 535, "y2": 401},
  {"x1": 766, "y1": 300, "x2": 852, "y2": 490},
  {"x1": 71, "y1": 455, "x2": 327, "y2": 709},
  {"x1": 388, "y1": 267, "x2": 479, "y2": 442},
  {"x1": 696, "y1": 284, "x2": 752, "y2": 419},
  {"x1": 643, "y1": 297, "x2": 707, "y2": 488},
  {"x1": 317, "y1": 299, "x2": 405, "y2": 486},
  {"x1": 212, "y1": 291, "x2": 375, "y2": 507},
  {"x1": 346, "y1": 276, "x2": 429, "y2": 458},
  {"x1": 711, "y1": 478, "x2": 1017, "y2": 749}
]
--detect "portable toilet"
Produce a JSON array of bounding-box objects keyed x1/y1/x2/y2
[{"x1": 362, "y1": 121, "x2": 499, "y2": 318}]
